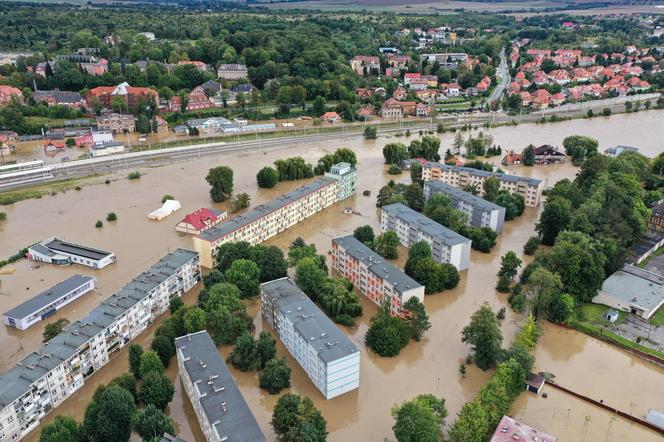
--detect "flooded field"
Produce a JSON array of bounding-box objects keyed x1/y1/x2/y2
[{"x1": 1, "y1": 112, "x2": 663, "y2": 441}]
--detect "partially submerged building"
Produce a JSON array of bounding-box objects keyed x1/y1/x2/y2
[
  {"x1": 28, "y1": 237, "x2": 116, "y2": 269},
  {"x1": 176, "y1": 331, "x2": 265, "y2": 442},
  {"x1": 490, "y1": 416, "x2": 557, "y2": 442},
  {"x1": 261, "y1": 278, "x2": 360, "y2": 400},
  {"x1": 593, "y1": 265, "x2": 664, "y2": 320}
]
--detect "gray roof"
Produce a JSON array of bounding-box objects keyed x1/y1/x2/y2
[
  {"x1": 424, "y1": 180, "x2": 503, "y2": 212},
  {"x1": 332, "y1": 235, "x2": 422, "y2": 294},
  {"x1": 423, "y1": 162, "x2": 543, "y2": 186},
  {"x1": 4, "y1": 275, "x2": 94, "y2": 320},
  {"x1": 199, "y1": 177, "x2": 337, "y2": 242},
  {"x1": 0, "y1": 249, "x2": 198, "y2": 408},
  {"x1": 175, "y1": 331, "x2": 266, "y2": 442},
  {"x1": 647, "y1": 409, "x2": 664, "y2": 430},
  {"x1": 382, "y1": 203, "x2": 471, "y2": 247},
  {"x1": 261, "y1": 278, "x2": 359, "y2": 364},
  {"x1": 43, "y1": 238, "x2": 113, "y2": 261},
  {"x1": 33, "y1": 90, "x2": 84, "y2": 104},
  {"x1": 599, "y1": 265, "x2": 664, "y2": 313}
]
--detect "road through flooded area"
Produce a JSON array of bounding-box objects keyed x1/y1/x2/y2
[{"x1": 1, "y1": 111, "x2": 663, "y2": 441}]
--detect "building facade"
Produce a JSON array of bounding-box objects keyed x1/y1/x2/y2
[
  {"x1": 261, "y1": 278, "x2": 360, "y2": 399},
  {"x1": 27, "y1": 237, "x2": 116, "y2": 269},
  {"x1": 175, "y1": 331, "x2": 266, "y2": 442},
  {"x1": 324, "y1": 162, "x2": 357, "y2": 201},
  {"x1": 380, "y1": 203, "x2": 472, "y2": 271},
  {"x1": 331, "y1": 235, "x2": 424, "y2": 318},
  {"x1": 96, "y1": 113, "x2": 136, "y2": 133},
  {"x1": 3, "y1": 275, "x2": 95, "y2": 330},
  {"x1": 647, "y1": 201, "x2": 664, "y2": 233},
  {"x1": 0, "y1": 249, "x2": 200, "y2": 441},
  {"x1": 86, "y1": 82, "x2": 159, "y2": 110},
  {"x1": 421, "y1": 163, "x2": 544, "y2": 207},
  {"x1": 217, "y1": 64, "x2": 248, "y2": 80},
  {"x1": 193, "y1": 165, "x2": 357, "y2": 268},
  {"x1": 423, "y1": 181, "x2": 506, "y2": 233}
]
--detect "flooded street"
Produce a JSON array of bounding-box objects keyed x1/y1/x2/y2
[{"x1": 1, "y1": 111, "x2": 663, "y2": 441}]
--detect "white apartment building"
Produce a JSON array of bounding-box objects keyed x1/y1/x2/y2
[
  {"x1": 261, "y1": 278, "x2": 360, "y2": 399},
  {"x1": 0, "y1": 249, "x2": 200, "y2": 441},
  {"x1": 175, "y1": 331, "x2": 265, "y2": 442},
  {"x1": 193, "y1": 166, "x2": 357, "y2": 268},
  {"x1": 423, "y1": 181, "x2": 506, "y2": 233},
  {"x1": 331, "y1": 235, "x2": 425, "y2": 318},
  {"x1": 381, "y1": 203, "x2": 472, "y2": 271},
  {"x1": 324, "y1": 162, "x2": 357, "y2": 201},
  {"x1": 421, "y1": 163, "x2": 544, "y2": 207}
]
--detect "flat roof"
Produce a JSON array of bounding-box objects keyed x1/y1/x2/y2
[
  {"x1": 0, "y1": 249, "x2": 198, "y2": 408},
  {"x1": 424, "y1": 180, "x2": 504, "y2": 212},
  {"x1": 599, "y1": 265, "x2": 664, "y2": 313},
  {"x1": 175, "y1": 331, "x2": 266, "y2": 442},
  {"x1": 4, "y1": 275, "x2": 94, "y2": 320},
  {"x1": 332, "y1": 235, "x2": 422, "y2": 295},
  {"x1": 199, "y1": 177, "x2": 336, "y2": 243},
  {"x1": 490, "y1": 416, "x2": 556, "y2": 442},
  {"x1": 261, "y1": 278, "x2": 359, "y2": 364},
  {"x1": 423, "y1": 162, "x2": 543, "y2": 186},
  {"x1": 382, "y1": 203, "x2": 471, "y2": 247},
  {"x1": 43, "y1": 238, "x2": 113, "y2": 261}
]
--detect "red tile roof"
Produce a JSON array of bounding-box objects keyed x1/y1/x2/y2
[{"x1": 178, "y1": 208, "x2": 222, "y2": 231}]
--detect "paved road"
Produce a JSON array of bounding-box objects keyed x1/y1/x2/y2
[{"x1": 488, "y1": 47, "x2": 510, "y2": 106}]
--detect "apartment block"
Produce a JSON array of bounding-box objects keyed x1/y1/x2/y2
[
  {"x1": 193, "y1": 165, "x2": 357, "y2": 268},
  {"x1": 0, "y1": 249, "x2": 200, "y2": 441},
  {"x1": 176, "y1": 331, "x2": 265, "y2": 442},
  {"x1": 324, "y1": 162, "x2": 357, "y2": 201},
  {"x1": 421, "y1": 163, "x2": 543, "y2": 207},
  {"x1": 380, "y1": 203, "x2": 472, "y2": 271},
  {"x1": 261, "y1": 278, "x2": 360, "y2": 399},
  {"x1": 331, "y1": 235, "x2": 424, "y2": 317},
  {"x1": 423, "y1": 181, "x2": 506, "y2": 233}
]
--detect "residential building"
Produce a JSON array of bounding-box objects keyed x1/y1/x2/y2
[
  {"x1": 423, "y1": 181, "x2": 505, "y2": 233},
  {"x1": 96, "y1": 113, "x2": 135, "y2": 133},
  {"x1": 421, "y1": 163, "x2": 544, "y2": 207},
  {"x1": 193, "y1": 168, "x2": 356, "y2": 268},
  {"x1": 175, "y1": 331, "x2": 266, "y2": 442},
  {"x1": 593, "y1": 265, "x2": 664, "y2": 320},
  {"x1": 380, "y1": 98, "x2": 404, "y2": 119},
  {"x1": 176, "y1": 208, "x2": 228, "y2": 235},
  {"x1": 169, "y1": 86, "x2": 214, "y2": 112},
  {"x1": 0, "y1": 249, "x2": 200, "y2": 441},
  {"x1": 648, "y1": 201, "x2": 664, "y2": 233},
  {"x1": 350, "y1": 56, "x2": 380, "y2": 76},
  {"x1": 55, "y1": 54, "x2": 108, "y2": 76},
  {"x1": 89, "y1": 141, "x2": 125, "y2": 157},
  {"x1": 533, "y1": 144, "x2": 566, "y2": 164},
  {"x1": 380, "y1": 203, "x2": 472, "y2": 270},
  {"x1": 217, "y1": 64, "x2": 248, "y2": 80},
  {"x1": 0, "y1": 85, "x2": 22, "y2": 106},
  {"x1": 331, "y1": 235, "x2": 424, "y2": 317},
  {"x1": 86, "y1": 82, "x2": 159, "y2": 110},
  {"x1": 490, "y1": 416, "x2": 557, "y2": 442},
  {"x1": 605, "y1": 145, "x2": 639, "y2": 157},
  {"x1": 321, "y1": 112, "x2": 341, "y2": 123},
  {"x1": 261, "y1": 278, "x2": 360, "y2": 399},
  {"x1": 177, "y1": 60, "x2": 207, "y2": 71},
  {"x1": 28, "y1": 237, "x2": 116, "y2": 269},
  {"x1": 324, "y1": 162, "x2": 357, "y2": 201},
  {"x1": 3, "y1": 275, "x2": 95, "y2": 330},
  {"x1": 32, "y1": 90, "x2": 85, "y2": 109}
]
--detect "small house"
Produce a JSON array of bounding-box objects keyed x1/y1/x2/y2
[
  {"x1": 525, "y1": 373, "x2": 545, "y2": 395},
  {"x1": 321, "y1": 112, "x2": 341, "y2": 124},
  {"x1": 606, "y1": 309, "x2": 620, "y2": 323},
  {"x1": 176, "y1": 208, "x2": 227, "y2": 235}
]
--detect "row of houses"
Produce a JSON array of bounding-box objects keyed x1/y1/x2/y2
[{"x1": 0, "y1": 249, "x2": 201, "y2": 441}]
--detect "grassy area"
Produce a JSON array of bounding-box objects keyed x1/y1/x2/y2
[
  {"x1": 579, "y1": 303, "x2": 627, "y2": 326},
  {"x1": 636, "y1": 245, "x2": 664, "y2": 269},
  {"x1": 649, "y1": 308, "x2": 664, "y2": 327},
  {"x1": 573, "y1": 320, "x2": 664, "y2": 362},
  {"x1": 0, "y1": 178, "x2": 90, "y2": 205}
]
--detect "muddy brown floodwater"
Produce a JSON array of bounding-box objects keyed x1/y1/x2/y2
[{"x1": 1, "y1": 112, "x2": 663, "y2": 441}]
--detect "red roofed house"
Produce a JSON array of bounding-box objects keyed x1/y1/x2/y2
[
  {"x1": 415, "y1": 103, "x2": 431, "y2": 117},
  {"x1": 408, "y1": 78, "x2": 430, "y2": 91},
  {"x1": 548, "y1": 69, "x2": 571, "y2": 85},
  {"x1": 531, "y1": 89, "x2": 551, "y2": 109},
  {"x1": 404, "y1": 72, "x2": 421, "y2": 85},
  {"x1": 502, "y1": 151, "x2": 522, "y2": 166},
  {"x1": 321, "y1": 112, "x2": 341, "y2": 123},
  {"x1": 393, "y1": 86, "x2": 407, "y2": 101},
  {"x1": 358, "y1": 106, "x2": 375, "y2": 120},
  {"x1": 176, "y1": 208, "x2": 227, "y2": 235},
  {"x1": 526, "y1": 49, "x2": 551, "y2": 58},
  {"x1": 177, "y1": 60, "x2": 207, "y2": 71},
  {"x1": 169, "y1": 86, "x2": 214, "y2": 112},
  {"x1": 551, "y1": 92, "x2": 566, "y2": 106},
  {"x1": 0, "y1": 85, "x2": 22, "y2": 106},
  {"x1": 87, "y1": 82, "x2": 159, "y2": 110},
  {"x1": 520, "y1": 91, "x2": 532, "y2": 106},
  {"x1": 400, "y1": 101, "x2": 417, "y2": 116},
  {"x1": 490, "y1": 416, "x2": 556, "y2": 442},
  {"x1": 43, "y1": 140, "x2": 66, "y2": 153},
  {"x1": 381, "y1": 98, "x2": 404, "y2": 119},
  {"x1": 356, "y1": 88, "x2": 372, "y2": 100}
]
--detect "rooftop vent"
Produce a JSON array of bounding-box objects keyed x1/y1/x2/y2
[
  {"x1": 199, "y1": 359, "x2": 207, "y2": 369},
  {"x1": 214, "y1": 385, "x2": 225, "y2": 393},
  {"x1": 220, "y1": 401, "x2": 227, "y2": 412}
]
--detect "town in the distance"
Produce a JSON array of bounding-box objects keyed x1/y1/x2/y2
[{"x1": 0, "y1": 1, "x2": 663, "y2": 442}]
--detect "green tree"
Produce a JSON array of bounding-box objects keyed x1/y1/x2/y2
[
  {"x1": 132, "y1": 404, "x2": 176, "y2": 441},
  {"x1": 183, "y1": 307, "x2": 206, "y2": 333},
  {"x1": 231, "y1": 192, "x2": 251, "y2": 212},
  {"x1": 364, "y1": 125, "x2": 377, "y2": 139},
  {"x1": 497, "y1": 251, "x2": 522, "y2": 280},
  {"x1": 259, "y1": 357, "x2": 292, "y2": 394},
  {"x1": 227, "y1": 332, "x2": 259, "y2": 371},
  {"x1": 129, "y1": 344, "x2": 144, "y2": 379},
  {"x1": 547, "y1": 292, "x2": 575, "y2": 323},
  {"x1": 410, "y1": 162, "x2": 423, "y2": 185},
  {"x1": 272, "y1": 394, "x2": 327, "y2": 442},
  {"x1": 392, "y1": 394, "x2": 447, "y2": 442},
  {"x1": 365, "y1": 304, "x2": 411, "y2": 357},
  {"x1": 215, "y1": 242, "x2": 252, "y2": 273},
  {"x1": 257, "y1": 166, "x2": 279, "y2": 188},
  {"x1": 383, "y1": 142, "x2": 409, "y2": 165},
  {"x1": 412, "y1": 257, "x2": 459, "y2": 294},
  {"x1": 151, "y1": 334, "x2": 175, "y2": 368},
  {"x1": 563, "y1": 135, "x2": 599, "y2": 165},
  {"x1": 448, "y1": 401, "x2": 490, "y2": 442},
  {"x1": 536, "y1": 197, "x2": 572, "y2": 245},
  {"x1": 374, "y1": 231, "x2": 400, "y2": 259},
  {"x1": 43, "y1": 318, "x2": 70, "y2": 342},
  {"x1": 39, "y1": 415, "x2": 80, "y2": 442},
  {"x1": 522, "y1": 144, "x2": 535, "y2": 166},
  {"x1": 404, "y1": 297, "x2": 431, "y2": 342},
  {"x1": 424, "y1": 193, "x2": 467, "y2": 231},
  {"x1": 524, "y1": 266, "x2": 563, "y2": 321},
  {"x1": 482, "y1": 176, "x2": 500, "y2": 202},
  {"x1": 404, "y1": 240, "x2": 432, "y2": 277},
  {"x1": 109, "y1": 373, "x2": 138, "y2": 403},
  {"x1": 312, "y1": 95, "x2": 327, "y2": 116},
  {"x1": 523, "y1": 236, "x2": 540, "y2": 255},
  {"x1": 139, "y1": 350, "x2": 165, "y2": 378},
  {"x1": 461, "y1": 305, "x2": 503, "y2": 371},
  {"x1": 255, "y1": 331, "x2": 277, "y2": 369},
  {"x1": 224, "y1": 259, "x2": 261, "y2": 298},
  {"x1": 205, "y1": 166, "x2": 233, "y2": 202},
  {"x1": 139, "y1": 371, "x2": 175, "y2": 411},
  {"x1": 169, "y1": 297, "x2": 184, "y2": 314},
  {"x1": 495, "y1": 192, "x2": 525, "y2": 220},
  {"x1": 295, "y1": 257, "x2": 328, "y2": 296},
  {"x1": 404, "y1": 183, "x2": 425, "y2": 212},
  {"x1": 353, "y1": 225, "x2": 375, "y2": 245},
  {"x1": 81, "y1": 385, "x2": 136, "y2": 442},
  {"x1": 250, "y1": 245, "x2": 288, "y2": 282}
]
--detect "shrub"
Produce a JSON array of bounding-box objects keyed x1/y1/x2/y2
[
  {"x1": 104, "y1": 179, "x2": 111, "y2": 184},
  {"x1": 523, "y1": 236, "x2": 540, "y2": 255},
  {"x1": 95, "y1": 220, "x2": 103, "y2": 228},
  {"x1": 602, "y1": 107, "x2": 612, "y2": 116},
  {"x1": 106, "y1": 212, "x2": 117, "y2": 222},
  {"x1": 65, "y1": 138, "x2": 76, "y2": 147},
  {"x1": 256, "y1": 166, "x2": 279, "y2": 188},
  {"x1": 363, "y1": 126, "x2": 377, "y2": 139},
  {"x1": 128, "y1": 171, "x2": 141, "y2": 180},
  {"x1": 161, "y1": 194, "x2": 174, "y2": 203},
  {"x1": 387, "y1": 164, "x2": 402, "y2": 175},
  {"x1": 0, "y1": 212, "x2": 6, "y2": 221},
  {"x1": 259, "y1": 357, "x2": 292, "y2": 394}
]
